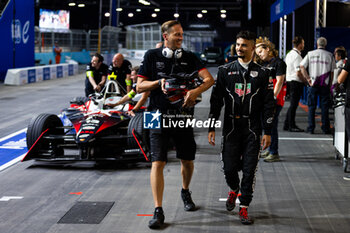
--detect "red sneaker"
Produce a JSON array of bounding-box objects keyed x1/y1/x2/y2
[
  {"x1": 226, "y1": 191, "x2": 238, "y2": 211},
  {"x1": 239, "y1": 207, "x2": 253, "y2": 225}
]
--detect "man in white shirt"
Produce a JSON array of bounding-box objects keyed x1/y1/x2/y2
[
  {"x1": 300, "y1": 37, "x2": 336, "y2": 134},
  {"x1": 283, "y1": 36, "x2": 306, "y2": 132}
]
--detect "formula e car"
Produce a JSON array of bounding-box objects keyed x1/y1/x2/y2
[{"x1": 23, "y1": 81, "x2": 149, "y2": 162}]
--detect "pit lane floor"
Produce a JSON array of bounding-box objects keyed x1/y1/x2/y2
[{"x1": 0, "y1": 67, "x2": 350, "y2": 233}]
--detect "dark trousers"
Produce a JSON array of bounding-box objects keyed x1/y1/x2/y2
[
  {"x1": 221, "y1": 119, "x2": 260, "y2": 206},
  {"x1": 269, "y1": 104, "x2": 283, "y2": 155},
  {"x1": 85, "y1": 79, "x2": 94, "y2": 97},
  {"x1": 284, "y1": 81, "x2": 304, "y2": 129},
  {"x1": 346, "y1": 107, "x2": 350, "y2": 140},
  {"x1": 307, "y1": 86, "x2": 331, "y2": 132}
]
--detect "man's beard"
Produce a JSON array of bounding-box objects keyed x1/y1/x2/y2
[{"x1": 237, "y1": 50, "x2": 244, "y2": 59}]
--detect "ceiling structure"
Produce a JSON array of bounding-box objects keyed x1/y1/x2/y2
[
  {"x1": 36, "y1": 0, "x2": 272, "y2": 30},
  {"x1": 35, "y1": 0, "x2": 273, "y2": 44}
]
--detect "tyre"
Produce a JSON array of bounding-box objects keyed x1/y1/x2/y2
[
  {"x1": 127, "y1": 113, "x2": 150, "y2": 159},
  {"x1": 26, "y1": 113, "x2": 64, "y2": 157}
]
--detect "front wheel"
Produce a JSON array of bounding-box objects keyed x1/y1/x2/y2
[
  {"x1": 127, "y1": 113, "x2": 150, "y2": 160},
  {"x1": 26, "y1": 113, "x2": 64, "y2": 157}
]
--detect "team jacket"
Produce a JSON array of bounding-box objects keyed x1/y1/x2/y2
[{"x1": 209, "y1": 60, "x2": 275, "y2": 136}]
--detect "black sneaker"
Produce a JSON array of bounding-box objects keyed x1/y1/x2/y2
[
  {"x1": 148, "y1": 208, "x2": 165, "y2": 229},
  {"x1": 306, "y1": 129, "x2": 314, "y2": 134},
  {"x1": 289, "y1": 127, "x2": 304, "y2": 132},
  {"x1": 226, "y1": 191, "x2": 238, "y2": 211},
  {"x1": 181, "y1": 189, "x2": 196, "y2": 211}
]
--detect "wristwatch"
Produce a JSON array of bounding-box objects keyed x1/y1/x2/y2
[{"x1": 158, "y1": 79, "x2": 162, "y2": 86}]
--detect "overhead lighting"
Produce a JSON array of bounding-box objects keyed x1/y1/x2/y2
[
  {"x1": 189, "y1": 24, "x2": 210, "y2": 29},
  {"x1": 78, "y1": 3, "x2": 85, "y2": 7},
  {"x1": 220, "y1": 9, "x2": 226, "y2": 13},
  {"x1": 105, "y1": 12, "x2": 110, "y2": 17},
  {"x1": 116, "y1": 8, "x2": 123, "y2": 12},
  {"x1": 128, "y1": 13, "x2": 134, "y2": 17},
  {"x1": 174, "y1": 13, "x2": 179, "y2": 18},
  {"x1": 136, "y1": 9, "x2": 141, "y2": 12},
  {"x1": 197, "y1": 13, "x2": 203, "y2": 18},
  {"x1": 221, "y1": 14, "x2": 226, "y2": 18},
  {"x1": 152, "y1": 13, "x2": 157, "y2": 17},
  {"x1": 154, "y1": 8, "x2": 160, "y2": 12},
  {"x1": 202, "y1": 10, "x2": 207, "y2": 13},
  {"x1": 68, "y1": 3, "x2": 76, "y2": 7},
  {"x1": 139, "y1": 0, "x2": 151, "y2": 5}
]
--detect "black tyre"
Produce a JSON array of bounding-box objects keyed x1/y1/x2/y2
[
  {"x1": 127, "y1": 113, "x2": 150, "y2": 153},
  {"x1": 26, "y1": 114, "x2": 64, "y2": 157}
]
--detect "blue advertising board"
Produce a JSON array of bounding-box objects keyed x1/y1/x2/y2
[
  {"x1": 68, "y1": 64, "x2": 74, "y2": 76},
  {"x1": 27, "y1": 69, "x2": 36, "y2": 83},
  {"x1": 43, "y1": 67, "x2": 50, "y2": 80},
  {"x1": 0, "y1": 0, "x2": 35, "y2": 81},
  {"x1": 57, "y1": 66, "x2": 63, "y2": 78},
  {"x1": 270, "y1": 0, "x2": 312, "y2": 23}
]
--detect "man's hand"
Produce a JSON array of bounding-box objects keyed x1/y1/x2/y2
[
  {"x1": 261, "y1": 135, "x2": 271, "y2": 150},
  {"x1": 94, "y1": 85, "x2": 101, "y2": 92},
  {"x1": 208, "y1": 131, "x2": 216, "y2": 146},
  {"x1": 127, "y1": 110, "x2": 136, "y2": 117},
  {"x1": 160, "y1": 78, "x2": 167, "y2": 94},
  {"x1": 307, "y1": 79, "x2": 312, "y2": 87},
  {"x1": 183, "y1": 89, "x2": 199, "y2": 107}
]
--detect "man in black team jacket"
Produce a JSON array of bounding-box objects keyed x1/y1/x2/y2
[
  {"x1": 85, "y1": 53, "x2": 108, "y2": 97},
  {"x1": 107, "y1": 53, "x2": 132, "y2": 95},
  {"x1": 208, "y1": 31, "x2": 275, "y2": 225},
  {"x1": 137, "y1": 20, "x2": 214, "y2": 229}
]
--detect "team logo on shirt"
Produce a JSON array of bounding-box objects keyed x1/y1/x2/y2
[
  {"x1": 250, "y1": 71, "x2": 258, "y2": 77},
  {"x1": 235, "y1": 83, "x2": 251, "y2": 97},
  {"x1": 156, "y1": 62, "x2": 165, "y2": 70}
]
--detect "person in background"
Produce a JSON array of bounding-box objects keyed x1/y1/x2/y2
[
  {"x1": 107, "y1": 66, "x2": 150, "y2": 116},
  {"x1": 53, "y1": 41, "x2": 62, "y2": 64},
  {"x1": 283, "y1": 36, "x2": 307, "y2": 132},
  {"x1": 225, "y1": 44, "x2": 236, "y2": 63},
  {"x1": 255, "y1": 37, "x2": 287, "y2": 162},
  {"x1": 155, "y1": 41, "x2": 163, "y2": 48},
  {"x1": 332, "y1": 48, "x2": 347, "y2": 96},
  {"x1": 300, "y1": 37, "x2": 336, "y2": 134},
  {"x1": 85, "y1": 53, "x2": 108, "y2": 97},
  {"x1": 107, "y1": 53, "x2": 132, "y2": 95},
  {"x1": 337, "y1": 60, "x2": 350, "y2": 180}
]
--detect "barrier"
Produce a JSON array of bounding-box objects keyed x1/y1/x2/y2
[
  {"x1": 35, "y1": 51, "x2": 92, "y2": 65},
  {"x1": 4, "y1": 62, "x2": 78, "y2": 86}
]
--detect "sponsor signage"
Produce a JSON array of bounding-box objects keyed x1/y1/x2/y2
[
  {"x1": 68, "y1": 64, "x2": 74, "y2": 76},
  {"x1": 43, "y1": 67, "x2": 50, "y2": 80},
  {"x1": 27, "y1": 69, "x2": 36, "y2": 83},
  {"x1": 57, "y1": 66, "x2": 63, "y2": 78}
]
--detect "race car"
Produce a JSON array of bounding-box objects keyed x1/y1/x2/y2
[{"x1": 23, "y1": 81, "x2": 149, "y2": 163}]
